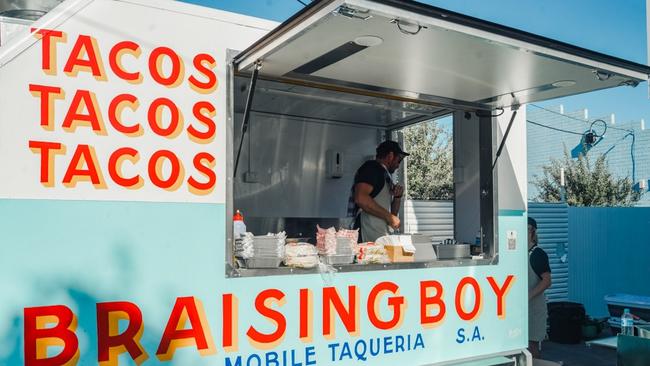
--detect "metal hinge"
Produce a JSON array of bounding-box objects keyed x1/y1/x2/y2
[{"x1": 333, "y1": 5, "x2": 372, "y2": 20}]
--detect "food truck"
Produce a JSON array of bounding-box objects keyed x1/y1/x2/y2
[{"x1": 1, "y1": 0, "x2": 648, "y2": 365}]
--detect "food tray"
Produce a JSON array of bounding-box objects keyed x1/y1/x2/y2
[{"x1": 245, "y1": 257, "x2": 282, "y2": 268}]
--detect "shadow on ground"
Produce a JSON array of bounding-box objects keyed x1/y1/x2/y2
[{"x1": 541, "y1": 340, "x2": 616, "y2": 366}]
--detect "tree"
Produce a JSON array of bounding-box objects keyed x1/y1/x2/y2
[
  {"x1": 402, "y1": 119, "x2": 453, "y2": 200},
  {"x1": 533, "y1": 149, "x2": 640, "y2": 206}
]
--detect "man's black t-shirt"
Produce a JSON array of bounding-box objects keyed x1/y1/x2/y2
[
  {"x1": 529, "y1": 246, "x2": 551, "y2": 280},
  {"x1": 353, "y1": 160, "x2": 388, "y2": 198}
]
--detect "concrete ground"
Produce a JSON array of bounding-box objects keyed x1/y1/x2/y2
[{"x1": 539, "y1": 340, "x2": 616, "y2": 366}]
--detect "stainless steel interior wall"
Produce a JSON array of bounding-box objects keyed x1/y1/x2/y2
[
  {"x1": 233, "y1": 112, "x2": 380, "y2": 220},
  {"x1": 453, "y1": 111, "x2": 480, "y2": 243}
]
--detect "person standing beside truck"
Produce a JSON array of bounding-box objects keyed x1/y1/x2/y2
[
  {"x1": 527, "y1": 216, "x2": 551, "y2": 358},
  {"x1": 348, "y1": 140, "x2": 408, "y2": 242}
]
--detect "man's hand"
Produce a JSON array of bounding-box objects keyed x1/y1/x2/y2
[
  {"x1": 392, "y1": 184, "x2": 404, "y2": 198},
  {"x1": 387, "y1": 214, "x2": 401, "y2": 230}
]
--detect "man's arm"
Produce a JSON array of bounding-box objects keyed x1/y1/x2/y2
[
  {"x1": 354, "y1": 182, "x2": 400, "y2": 229},
  {"x1": 528, "y1": 272, "x2": 551, "y2": 300}
]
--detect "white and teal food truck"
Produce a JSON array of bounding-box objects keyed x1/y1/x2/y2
[{"x1": 1, "y1": 0, "x2": 648, "y2": 365}]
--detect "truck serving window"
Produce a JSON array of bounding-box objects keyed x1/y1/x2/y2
[{"x1": 226, "y1": 75, "x2": 501, "y2": 277}]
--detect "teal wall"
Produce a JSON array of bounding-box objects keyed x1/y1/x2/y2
[
  {"x1": 568, "y1": 207, "x2": 650, "y2": 317},
  {"x1": 0, "y1": 199, "x2": 529, "y2": 365}
]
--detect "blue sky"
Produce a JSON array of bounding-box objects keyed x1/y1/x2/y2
[{"x1": 183, "y1": 0, "x2": 649, "y2": 125}]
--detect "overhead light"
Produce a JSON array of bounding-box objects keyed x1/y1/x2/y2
[
  {"x1": 593, "y1": 70, "x2": 612, "y2": 81},
  {"x1": 619, "y1": 79, "x2": 639, "y2": 87},
  {"x1": 552, "y1": 80, "x2": 576, "y2": 88},
  {"x1": 353, "y1": 36, "x2": 383, "y2": 47}
]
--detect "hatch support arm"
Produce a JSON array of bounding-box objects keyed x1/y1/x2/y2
[
  {"x1": 234, "y1": 61, "x2": 262, "y2": 178},
  {"x1": 491, "y1": 108, "x2": 518, "y2": 171}
]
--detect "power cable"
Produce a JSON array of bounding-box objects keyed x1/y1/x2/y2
[
  {"x1": 528, "y1": 105, "x2": 638, "y2": 183},
  {"x1": 529, "y1": 104, "x2": 634, "y2": 133},
  {"x1": 526, "y1": 120, "x2": 584, "y2": 136}
]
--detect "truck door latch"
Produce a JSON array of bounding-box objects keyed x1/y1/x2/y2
[{"x1": 333, "y1": 5, "x2": 372, "y2": 20}]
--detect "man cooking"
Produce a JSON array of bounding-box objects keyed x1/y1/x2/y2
[{"x1": 349, "y1": 140, "x2": 409, "y2": 242}]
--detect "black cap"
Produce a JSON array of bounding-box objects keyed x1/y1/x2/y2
[
  {"x1": 376, "y1": 140, "x2": 409, "y2": 158},
  {"x1": 528, "y1": 216, "x2": 537, "y2": 229}
]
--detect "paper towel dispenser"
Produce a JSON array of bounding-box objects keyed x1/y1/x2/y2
[{"x1": 326, "y1": 149, "x2": 343, "y2": 178}]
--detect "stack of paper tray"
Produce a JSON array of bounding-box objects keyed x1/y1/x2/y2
[
  {"x1": 246, "y1": 236, "x2": 284, "y2": 268},
  {"x1": 320, "y1": 237, "x2": 355, "y2": 265},
  {"x1": 234, "y1": 238, "x2": 245, "y2": 258}
]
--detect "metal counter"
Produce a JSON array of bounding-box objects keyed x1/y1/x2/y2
[{"x1": 227, "y1": 256, "x2": 497, "y2": 278}]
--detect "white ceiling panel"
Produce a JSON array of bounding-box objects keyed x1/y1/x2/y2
[{"x1": 235, "y1": 0, "x2": 650, "y2": 111}]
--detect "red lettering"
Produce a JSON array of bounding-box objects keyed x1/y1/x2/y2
[
  {"x1": 222, "y1": 294, "x2": 238, "y2": 352},
  {"x1": 367, "y1": 281, "x2": 405, "y2": 330},
  {"x1": 62, "y1": 89, "x2": 106, "y2": 135},
  {"x1": 62, "y1": 144, "x2": 105, "y2": 188},
  {"x1": 148, "y1": 150, "x2": 182, "y2": 190},
  {"x1": 455, "y1": 277, "x2": 482, "y2": 321},
  {"x1": 29, "y1": 84, "x2": 64, "y2": 130},
  {"x1": 24, "y1": 305, "x2": 79, "y2": 366},
  {"x1": 187, "y1": 152, "x2": 215, "y2": 194},
  {"x1": 246, "y1": 289, "x2": 287, "y2": 348},
  {"x1": 188, "y1": 53, "x2": 217, "y2": 93},
  {"x1": 31, "y1": 28, "x2": 65, "y2": 75},
  {"x1": 29, "y1": 140, "x2": 65, "y2": 187},
  {"x1": 420, "y1": 280, "x2": 446, "y2": 328},
  {"x1": 187, "y1": 101, "x2": 216, "y2": 143},
  {"x1": 148, "y1": 47, "x2": 183, "y2": 87},
  {"x1": 63, "y1": 35, "x2": 106, "y2": 79},
  {"x1": 156, "y1": 297, "x2": 215, "y2": 361},
  {"x1": 299, "y1": 289, "x2": 312, "y2": 342},
  {"x1": 147, "y1": 98, "x2": 182, "y2": 138},
  {"x1": 322, "y1": 286, "x2": 359, "y2": 338},
  {"x1": 487, "y1": 275, "x2": 515, "y2": 319},
  {"x1": 108, "y1": 41, "x2": 141, "y2": 82},
  {"x1": 108, "y1": 94, "x2": 141, "y2": 135},
  {"x1": 108, "y1": 147, "x2": 142, "y2": 188},
  {"x1": 97, "y1": 301, "x2": 148, "y2": 365}
]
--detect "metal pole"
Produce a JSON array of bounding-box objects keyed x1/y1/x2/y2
[{"x1": 234, "y1": 62, "x2": 261, "y2": 178}]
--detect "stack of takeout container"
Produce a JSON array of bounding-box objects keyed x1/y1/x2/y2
[
  {"x1": 284, "y1": 242, "x2": 319, "y2": 269},
  {"x1": 356, "y1": 242, "x2": 389, "y2": 264},
  {"x1": 242, "y1": 233, "x2": 286, "y2": 268},
  {"x1": 320, "y1": 237, "x2": 355, "y2": 265}
]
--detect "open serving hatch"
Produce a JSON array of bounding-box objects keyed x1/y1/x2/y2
[{"x1": 234, "y1": 0, "x2": 650, "y2": 112}]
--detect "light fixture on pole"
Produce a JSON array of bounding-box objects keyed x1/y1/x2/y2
[{"x1": 560, "y1": 168, "x2": 566, "y2": 202}]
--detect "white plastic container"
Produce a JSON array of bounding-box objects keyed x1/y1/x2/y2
[{"x1": 233, "y1": 210, "x2": 247, "y2": 239}]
